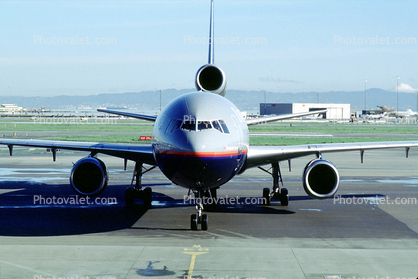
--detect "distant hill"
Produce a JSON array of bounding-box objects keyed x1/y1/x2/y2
[{"x1": 2, "y1": 88, "x2": 417, "y2": 112}]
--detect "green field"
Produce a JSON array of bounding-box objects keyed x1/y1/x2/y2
[
  {"x1": 0, "y1": 121, "x2": 153, "y2": 132},
  {"x1": 249, "y1": 123, "x2": 418, "y2": 134},
  {"x1": 1, "y1": 118, "x2": 417, "y2": 146}
]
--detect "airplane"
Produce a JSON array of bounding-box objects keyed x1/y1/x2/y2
[
  {"x1": 378, "y1": 105, "x2": 417, "y2": 118},
  {"x1": 362, "y1": 111, "x2": 387, "y2": 120},
  {"x1": 2, "y1": 0, "x2": 418, "y2": 230}
]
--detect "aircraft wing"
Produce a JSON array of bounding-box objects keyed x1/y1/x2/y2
[
  {"x1": 0, "y1": 139, "x2": 156, "y2": 165},
  {"x1": 245, "y1": 141, "x2": 418, "y2": 169},
  {"x1": 98, "y1": 109, "x2": 157, "y2": 122},
  {"x1": 246, "y1": 110, "x2": 327, "y2": 126}
]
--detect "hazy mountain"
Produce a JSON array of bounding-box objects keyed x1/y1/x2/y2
[{"x1": 2, "y1": 88, "x2": 417, "y2": 112}]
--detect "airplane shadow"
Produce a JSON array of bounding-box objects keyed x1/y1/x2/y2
[
  {"x1": 0, "y1": 180, "x2": 386, "y2": 236},
  {"x1": 0, "y1": 181, "x2": 149, "y2": 237},
  {"x1": 0, "y1": 181, "x2": 293, "y2": 236}
]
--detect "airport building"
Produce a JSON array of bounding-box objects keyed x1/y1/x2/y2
[
  {"x1": 260, "y1": 103, "x2": 351, "y2": 120},
  {"x1": 0, "y1": 104, "x2": 23, "y2": 115}
]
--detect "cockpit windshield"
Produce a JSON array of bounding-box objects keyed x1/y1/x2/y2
[
  {"x1": 180, "y1": 119, "x2": 229, "y2": 134},
  {"x1": 181, "y1": 120, "x2": 196, "y2": 131},
  {"x1": 166, "y1": 119, "x2": 183, "y2": 134},
  {"x1": 218, "y1": 119, "x2": 230, "y2": 134},
  {"x1": 198, "y1": 121, "x2": 212, "y2": 131}
]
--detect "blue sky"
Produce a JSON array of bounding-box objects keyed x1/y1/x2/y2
[{"x1": 1, "y1": 0, "x2": 417, "y2": 97}]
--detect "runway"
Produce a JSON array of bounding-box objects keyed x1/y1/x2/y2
[{"x1": 0, "y1": 147, "x2": 418, "y2": 278}]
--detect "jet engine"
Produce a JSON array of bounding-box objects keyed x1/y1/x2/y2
[
  {"x1": 195, "y1": 64, "x2": 227, "y2": 96},
  {"x1": 70, "y1": 157, "x2": 108, "y2": 196},
  {"x1": 302, "y1": 158, "x2": 340, "y2": 199}
]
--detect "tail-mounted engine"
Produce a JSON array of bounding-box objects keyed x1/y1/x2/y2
[
  {"x1": 70, "y1": 157, "x2": 108, "y2": 196},
  {"x1": 302, "y1": 158, "x2": 340, "y2": 199},
  {"x1": 195, "y1": 64, "x2": 227, "y2": 96}
]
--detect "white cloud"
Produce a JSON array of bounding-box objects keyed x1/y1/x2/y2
[{"x1": 396, "y1": 83, "x2": 418, "y2": 93}]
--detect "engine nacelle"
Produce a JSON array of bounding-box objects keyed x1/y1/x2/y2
[
  {"x1": 195, "y1": 64, "x2": 227, "y2": 96},
  {"x1": 70, "y1": 157, "x2": 108, "y2": 196},
  {"x1": 302, "y1": 158, "x2": 340, "y2": 199}
]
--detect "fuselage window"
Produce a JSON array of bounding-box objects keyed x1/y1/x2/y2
[
  {"x1": 198, "y1": 121, "x2": 212, "y2": 131},
  {"x1": 181, "y1": 120, "x2": 196, "y2": 131},
  {"x1": 219, "y1": 119, "x2": 230, "y2": 134}
]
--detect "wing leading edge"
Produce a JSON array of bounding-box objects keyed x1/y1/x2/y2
[
  {"x1": 245, "y1": 141, "x2": 418, "y2": 169},
  {"x1": 0, "y1": 139, "x2": 156, "y2": 165},
  {"x1": 97, "y1": 109, "x2": 157, "y2": 122},
  {"x1": 246, "y1": 110, "x2": 327, "y2": 126}
]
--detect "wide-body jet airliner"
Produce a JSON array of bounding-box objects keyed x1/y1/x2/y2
[{"x1": 2, "y1": 1, "x2": 418, "y2": 230}]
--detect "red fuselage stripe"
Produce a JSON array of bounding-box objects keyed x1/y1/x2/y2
[{"x1": 157, "y1": 149, "x2": 248, "y2": 158}]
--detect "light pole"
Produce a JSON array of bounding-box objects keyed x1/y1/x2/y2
[
  {"x1": 364, "y1": 79, "x2": 367, "y2": 111},
  {"x1": 156, "y1": 89, "x2": 162, "y2": 112},
  {"x1": 263, "y1": 91, "x2": 266, "y2": 115},
  {"x1": 159, "y1": 90, "x2": 162, "y2": 111},
  {"x1": 396, "y1": 76, "x2": 400, "y2": 113}
]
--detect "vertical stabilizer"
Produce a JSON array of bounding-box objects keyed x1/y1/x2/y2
[
  {"x1": 208, "y1": 0, "x2": 214, "y2": 64},
  {"x1": 195, "y1": 0, "x2": 226, "y2": 96}
]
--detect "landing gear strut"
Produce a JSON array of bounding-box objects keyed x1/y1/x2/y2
[
  {"x1": 125, "y1": 161, "x2": 156, "y2": 207},
  {"x1": 259, "y1": 162, "x2": 289, "y2": 206},
  {"x1": 189, "y1": 189, "x2": 213, "y2": 230}
]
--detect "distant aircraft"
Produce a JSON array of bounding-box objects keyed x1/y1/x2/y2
[
  {"x1": 2, "y1": 0, "x2": 418, "y2": 230},
  {"x1": 378, "y1": 105, "x2": 417, "y2": 118},
  {"x1": 363, "y1": 111, "x2": 387, "y2": 120}
]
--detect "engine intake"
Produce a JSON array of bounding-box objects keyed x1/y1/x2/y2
[
  {"x1": 302, "y1": 158, "x2": 339, "y2": 199},
  {"x1": 70, "y1": 157, "x2": 108, "y2": 196},
  {"x1": 195, "y1": 64, "x2": 227, "y2": 96}
]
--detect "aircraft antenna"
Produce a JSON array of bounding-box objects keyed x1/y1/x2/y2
[{"x1": 208, "y1": 0, "x2": 214, "y2": 64}]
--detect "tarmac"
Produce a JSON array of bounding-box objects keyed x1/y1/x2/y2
[{"x1": 0, "y1": 146, "x2": 417, "y2": 279}]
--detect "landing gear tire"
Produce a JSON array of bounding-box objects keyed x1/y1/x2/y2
[
  {"x1": 280, "y1": 188, "x2": 289, "y2": 206},
  {"x1": 190, "y1": 189, "x2": 211, "y2": 230},
  {"x1": 143, "y1": 187, "x2": 152, "y2": 208},
  {"x1": 125, "y1": 186, "x2": 152, "y2": 208},
  {"x1": 191, "y1": 214, "x2": 198, "y2": 230},
  {"x1": 201, "y1": 214, "x2": 208, "y2": 231},
  {"x1": 262, "y1": 187, "x2": 270, "y2": 205},
  {"x1": 125, "y1": 187, "x2": 136, "y2": 207},
  {"x1": 190, "y1": 213, "x2": 208, "y2": 230}
]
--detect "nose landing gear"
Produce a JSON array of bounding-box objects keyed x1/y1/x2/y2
[
  {"x1": 189, "y1": 188, "x2": 214, "y2": 230},
  {"x1": 191, "y1": 204, "x2": 208, "y2": 231}
]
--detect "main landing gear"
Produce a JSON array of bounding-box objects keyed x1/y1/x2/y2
[
  {"x1": 259, "y1": 162, "x2": 289, "y2": 206},
  {"x1": 125, "y1": 161, "x2": 156, "y2": 207},
  {"x1": 189, "y1": 188, "x2": 215, "y2": 230}
]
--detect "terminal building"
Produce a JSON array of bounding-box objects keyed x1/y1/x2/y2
[
  {"x1": 0, "y1": 104, "x2": 23, "y2": 115},
  {"x1": 260, "y1": 103, "x2": 351, "y2": 120}
]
